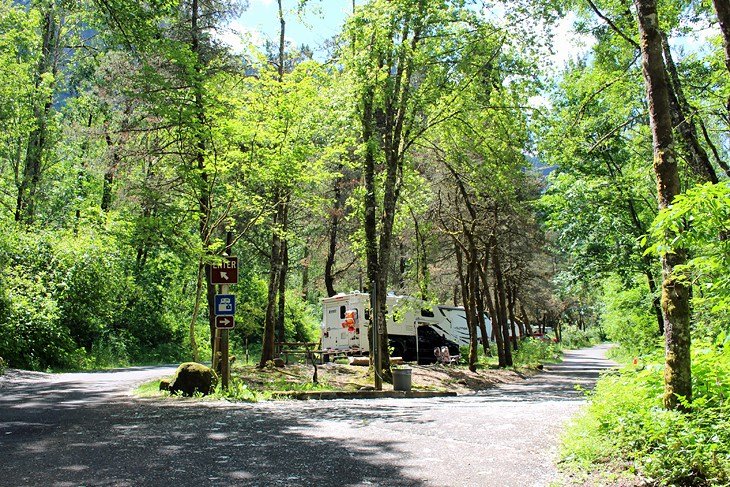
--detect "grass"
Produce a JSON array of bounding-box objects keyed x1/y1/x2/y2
[
  {"x1": 135, "y1": 379, "x2": 167, "y2": 398},
  {"x1": 559, "y1": 342, "x2": 730, "y2": 486}
]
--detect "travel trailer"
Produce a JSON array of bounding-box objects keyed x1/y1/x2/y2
[
  {"x1": 431, "y1": 306, "x2": 492, "y2": 347},
  {"x1": 320, "y1": 292, "x2": 489, "y2": 363}
]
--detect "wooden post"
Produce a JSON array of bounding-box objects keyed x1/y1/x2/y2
[
  {"x1": 221, "y1": 283, "x2": 230, "y2": 390},
  {"x1": 372, "y1": 281, "x2": 382, "y2": 391}
]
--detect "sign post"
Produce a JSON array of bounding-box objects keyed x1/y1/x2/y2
[
  {"x1": 371, "y1": 281, "x2": 382, "y2": 391},
  {"x1": 210, "y1": 255, "x2": 238, "y2": 391},
  {"x1": 219, "y1": 284, "x2": 231, "y2": 390}
]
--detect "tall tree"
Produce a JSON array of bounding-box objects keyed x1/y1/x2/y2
[
  {"x1": 14, "y1": 0, "x2": 64, "y2": 224},
  {"x1": 634, "y1": 0, "x2": 692, "y2": 410}
]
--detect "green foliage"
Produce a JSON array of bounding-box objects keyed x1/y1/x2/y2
[
  {"x1": 214, "y1": 378, "x2": 262, "y2": 402},
  {"x1": 512, "y1": 338, "x2": 562, "y2": 366},
  {"x1": 600, "y1": 274, "x2": 661, "y2": 355},
  {"x1": 560, "y1": 325, "x2": 603, "y2": 349},
  {"x1": 0, "y1": 221, "x2": 188, "y2": 370},
  {"x1": 649, "y1": 181, "x2": 730, "y2": 341},
  {"x1": 562, "y1": 343, "x2": 730, "y2": 486},
  {"x1": 471, "y1": 338, "x2": 564, "y2": 368},
  {"x1": 0, "y1": 224, "x2": 84, "y2": 370},
  {"x1": 283, "y1": 290, "x2": 320, "y2": 342}
]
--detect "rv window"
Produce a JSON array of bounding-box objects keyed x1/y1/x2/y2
[
  {"x1": 340, "y1": 305, "x2": 346, "y2": 319},
  {"x1": 364, "y1": 308, "x2": 370, "y2": 320},
  {"x1": 420, "y1": 309, "x2": 434, "y2": 317}
]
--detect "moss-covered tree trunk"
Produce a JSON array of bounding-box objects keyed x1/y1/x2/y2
[{"x1": 634, "y1": 0, "x2": 692, "y2": 410}]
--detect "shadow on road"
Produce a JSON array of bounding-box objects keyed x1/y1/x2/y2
[
  {"x1": 0, "y1": 380, "x2": 425, "y2": 486},
  {"x1": 473, "y1": 346, "x2": 616, "y2": 403},
  {"x1": 0, "y1": 345, "x2": 616, "y2": 486}
]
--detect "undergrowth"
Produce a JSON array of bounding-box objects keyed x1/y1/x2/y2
[{"x1": 561, "y1": 337, "x2": 730, "y2": 486}]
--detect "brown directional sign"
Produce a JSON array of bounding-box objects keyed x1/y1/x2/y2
[
  {"x1": 210, "y1": 256, "x2": 238, "y2": 285},
  {"x1": 215, "y1": 315, "x2": 235, "y2": 330}
]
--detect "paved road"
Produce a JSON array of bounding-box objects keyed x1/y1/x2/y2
[{"x1": 0, "y1": 345, "x2": 614, "y2": 487}]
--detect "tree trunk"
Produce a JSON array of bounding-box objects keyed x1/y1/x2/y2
[
  {"x1": 15, "y1": 5, "x2": 59, "y2": 224},
  {"x1": 711, "y1": 0, "x2": 730, "y2": 114},
  {"x1": 409, "y1": 206, "x2": 429, "y2": 300},
  {"x1": 474, "y1": 276, "x2": 491, "y2": 356},
  {"x1": 276, "y1": 236, "x2": 288, "y2": 343},
  {"x1": 261, "y1": 195, "x2": 284, "y2": 366},
  {"x1": 277, "y1": 0, "x2": 286, "y2": 82},
  {"x1": 262, "y1": 3, "x2": 290, "y2": 366},
  {"x1": 491, "y1": 238, "x2": 512, "y2": 366},
  {"x1": 190, "y1": 0, "x2": 217, "y2": 360},
  {"x1": 509, "y1": 285, "x2": 524, "y2": 341},
  {"x1": 454, "y1": 244, "x2": 472, "y2": 366},
  {"x1": 324, "y1": 172, "x2": 342, "y2": 297},
  {"x1": 643, "y1": 265, "x2": 664, "y2": 335},
  {"x1": 398, "y1": 241, "x2": 406, "y2": 292},
  {"x1": 102, "y1": 130, "x2": 121, "y2": 212},
  {"x1": 661, "y1": 33, "x2": 718, "y2": 183},
  {"x1": 635, "y1": 0, "x2": 692, "y2": 410},
  {"x1": 479, "y1": 250, "x2": 504, "y2": 366},
  {"x1": 300, "y1": 241, "x2": 310, "y2": 301},
  {"x1": 519, "y1": 301, "x2": 533, "y2": 336}
]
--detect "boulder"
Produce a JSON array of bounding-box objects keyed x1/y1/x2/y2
[
  {"x1": 169, "y1": 362, "x2": 217, "y2": 397},
  {"x1": 273, "y1": 358, "x2": 286, "y2": 368}
]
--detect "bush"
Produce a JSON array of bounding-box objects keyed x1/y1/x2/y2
[
  {"x1": 0, "y1": 227, "x2": 85, "y2": 369},
  {"x1": 649, "y1": 181, "x2": 730, "y2": 342},
  {"x1": 0, "y1": 221, "x2": 189, "y2": 370},
  {"x1": 512, "y1": 338, "x2": 562, "y2": 366},
  {"x1": 560, "y1": 324, "x2": 602, "y2": 349},
  {"x1": 561, "y1": 341, "x2": 730, "y2": 486},
  {"x1": 601, "y1": 274, "x2": 660, "y2": 355}
]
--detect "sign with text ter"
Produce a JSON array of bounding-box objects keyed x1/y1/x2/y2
[{"x1": 210, "y1": 256, "x2": 238, "y2": 285}]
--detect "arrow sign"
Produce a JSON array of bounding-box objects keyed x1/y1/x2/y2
[
  {"x1": 216, "y1": 316, "x2": 235, "y2": 330},
  {"x1": 210, "y1": 256, "x2": 238, "y2": 285}
]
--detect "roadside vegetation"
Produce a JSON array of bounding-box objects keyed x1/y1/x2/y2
[
  {"x1": 562, "y1": 343, "x2": 730, "y2": 486},
  {"x1": 558, "y1": 183, "x2": 730, "y2": 485}
]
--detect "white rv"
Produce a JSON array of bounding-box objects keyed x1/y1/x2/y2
[
  {"x1": 431, "y1": 306, "x2": 492, "y2": 347},
  {"x1": 320, "y1": 292, "x2": 490, "y2": 356},
  {"x1": 320, "y1": 292, "x2": 372, "y2": 353}
]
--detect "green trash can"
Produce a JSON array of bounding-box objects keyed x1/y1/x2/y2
[{"x1": 392, "y1": 367, "x2": 412, "y2": 392}]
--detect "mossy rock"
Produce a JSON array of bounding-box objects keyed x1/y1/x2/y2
[{"x1": 169, "y1": 362, "x2": 217, "y2": 397}]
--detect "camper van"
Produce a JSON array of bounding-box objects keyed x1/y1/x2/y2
[{"x1": 320, "y1": 292, "x2": 463, "y2": 364}]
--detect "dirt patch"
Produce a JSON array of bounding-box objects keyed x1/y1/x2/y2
[{"x1": 229, "y1": 361, "x2": 538, "y2": 394}]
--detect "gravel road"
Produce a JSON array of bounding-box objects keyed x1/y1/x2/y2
[{"x1": 0, "y1": 345, "x2": 614, "y2": 487}]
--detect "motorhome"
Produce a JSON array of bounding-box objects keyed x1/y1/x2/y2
[{"x1": 320, "y1": 292, "x2": 482, "y2": 363}]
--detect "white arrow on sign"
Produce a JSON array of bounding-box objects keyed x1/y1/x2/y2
[
  {"x1": 220, "y1": 271, "x2": 229, "y2": 281},
  {"x1": 219, "y1": 318, "x2": 231, "y2": 327}
]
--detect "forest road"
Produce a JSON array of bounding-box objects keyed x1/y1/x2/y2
[{"x1": 0, "y1": 344, "x2": 615, "y2": 487}]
